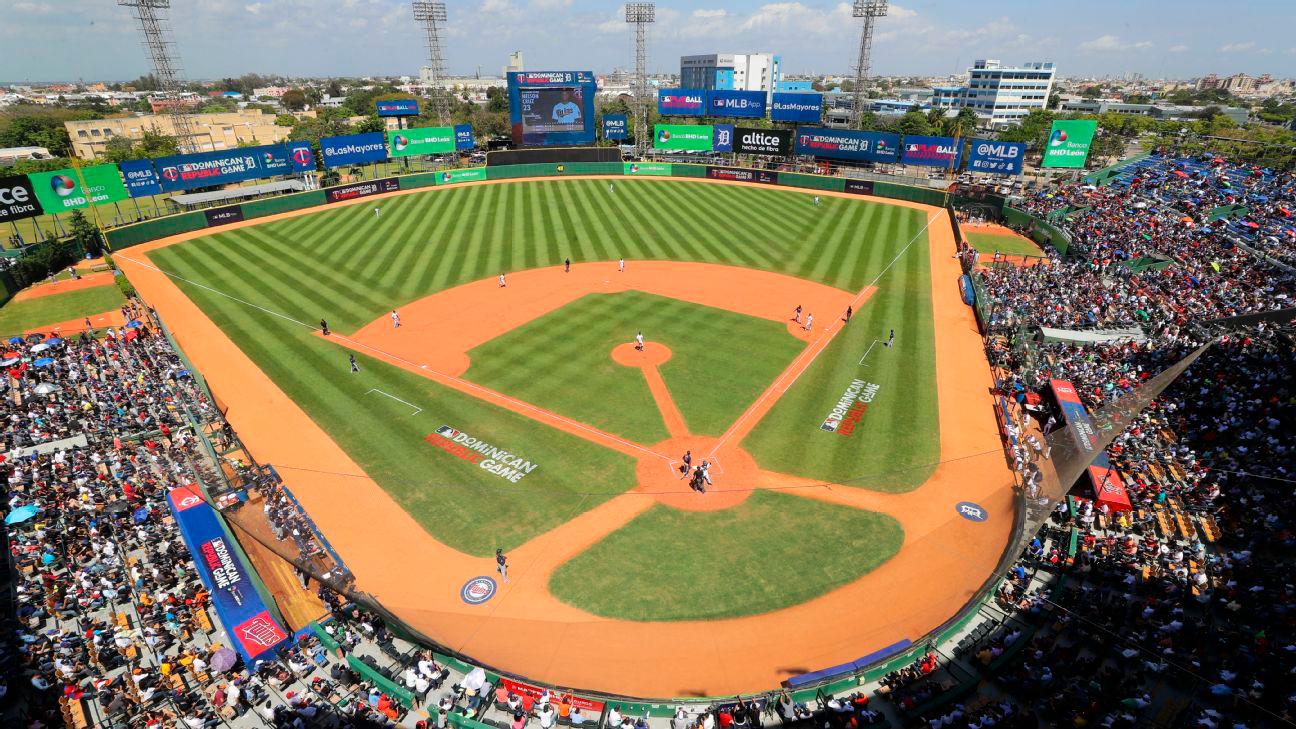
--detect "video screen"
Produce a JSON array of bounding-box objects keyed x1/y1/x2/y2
[{"x1": 519, "y1": 86, "x2": 586, "y2": 134}]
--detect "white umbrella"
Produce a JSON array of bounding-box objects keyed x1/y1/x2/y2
[
  {"x1": 30, "y1": 343, "x2": 50, "y2": 353},
  {"x1": 462, "y1": 666, "x2": 486, "y2": 692},
  {"x1": 34, "y1": 383, "x2": 58, "y2": 395},
  {"x1": 0, "y1": 357, "x2": 18, "y2": 367}
]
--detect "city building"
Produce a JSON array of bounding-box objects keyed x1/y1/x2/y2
[
  {"x1": 504, "y1": 51, "x2": 524, "y2": 76},
  {"x1": 65, "y1": 109, "x2": 294, "y2": 159},
  {"x1": 1058, "y1": 98, "x2": 1250, "y2": 125},
  {"x1": 959, "y1": 60, "x2": 1055, "y2": 127},
  {"x1": 679, "y1": 53, "x2": 782, "y2": 102},
  {"x1": 0, "y1": 146, "x2": 54, "y2": 167},
  {"x1": 775, "y1": 80, "x2": 813, "y2": 93}
]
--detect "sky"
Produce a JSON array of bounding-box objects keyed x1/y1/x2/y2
[{"x1": 2, "y1": 0, "x2": 1292, "y2": 83}]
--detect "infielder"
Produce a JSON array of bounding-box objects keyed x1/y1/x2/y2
[
  {"x1": 804, "y1": 313, "x2": 814, "y2": 332},
  {"x1": 499, "y1": 273, "x2": 507, "y2": 288},
  {"x1": 618, "y1": 258, "x2": 625, "y2": 273},
  {"x1": 391, "y1": 310, "x2": 400, "y2": 328}
]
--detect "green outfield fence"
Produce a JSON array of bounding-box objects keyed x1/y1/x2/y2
[
  {"x1": 1002, "y1": 206, "x2": 1071, "y2": 257},
  {"x1": 95, "y1": 161, "x2": 964, "y2": 253}
]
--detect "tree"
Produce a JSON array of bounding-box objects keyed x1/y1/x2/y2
[
  {"x1": 281, "y1": 89, "x2": 308, "y2": 111},
  {"x1": 275, "y1": 114, "x2": 298, "y2": 127},
  {"x1": 353, "y1": 115, "x2": 386, "y2": 134},
  {"x1": 67, "y1": 209, "x2": 103, "y2": 257},
  {"x1": 896, "y1": 110, "x2": 933, "y2": 137}
]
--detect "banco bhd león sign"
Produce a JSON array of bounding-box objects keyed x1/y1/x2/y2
[{"x1": 426, "y1": 425, "x2": 539, "y2": 483}]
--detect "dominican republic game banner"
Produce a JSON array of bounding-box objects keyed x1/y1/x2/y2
[{"x1": 167, "y1": 485, "x2": 289, "y2": 665}]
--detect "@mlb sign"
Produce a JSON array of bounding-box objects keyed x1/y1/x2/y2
[{"x1": 955, "y1": 501, "x2": 988, "y2": 522}]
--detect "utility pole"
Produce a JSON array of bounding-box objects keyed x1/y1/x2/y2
[
  {"x1": 849, "y1": 0, "x2": 889, "y2": 130},
  {"x1": 412, "y1": 1, "x2": 452, "y2": 125},
  {"x1": 625, "y1": 3, "x2": 655, "y2": 157},
  {"x1": 117, "y1": 0, "x2": 199, "y2": 153}
]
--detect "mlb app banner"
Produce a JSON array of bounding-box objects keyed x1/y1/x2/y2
[
  {"x1": 712, "y1": 124, "x2": 734, "y2": 153},
  {"x1": 794, "y1": 128, "x2": 900, "y2": 163},
  {"x1": 657, "y1": 89, "x2": 707, "y2": 116},
  {"x1": 320, "y1": 132, "x2": 389, "y2": 168},
  {"x1": 387, "y1": 127, "x2": 456, "y2": 158},
  {"x1": 1041, "y1": 120, "x2": 1097, "y2": 169},
  {"x1": 0, "y1": 175, "x2": 43, "y2": 222},
  {"x1": 707, "y1": 89, "x2": 766, "y2": 118},
  {"x1": 734, "y1": 127, "x2": 792, "y2": 156},
  {"x1": 771, "y1": 92, "x2": 823, "y2": 123},
  {"x1": 375, "y1": 98, "x2": 420, "y2": 117},
  {"x1": 966, "y1": 139, "x2": 1026, "y2": 175},
  {"x1": 286, "y1": 142, "x2": 316, "y2": 173},
  {"x1": 167, "y1": 485, "x2": 290, "y2": 665},
  {"x1": 454, "y1": 124, "x2": 476, "y2": 150},
  {"x1": 654, "y1": 124, "x2": 714, "y2": 151},
  {"x1": 602, "y1": 114, "x2": 628, "y2": 140},
  {"x1": 902, "y1": 135, "x2": 961, "y2": 168},
  {"x1": 117, "y1": 159, "x2": 163, "y2": 198},
  {"x1": 29, "y1": 165, "x2": 129, "y2": 212},
  {"x1": 154, "y1": 147, "x2": 267, "y2": 192}
]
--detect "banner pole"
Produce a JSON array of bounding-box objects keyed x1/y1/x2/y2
[{"x1": 68, "y1": 158, "x2": 109, "y2": 252}]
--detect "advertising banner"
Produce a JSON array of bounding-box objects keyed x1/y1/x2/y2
[
  {"x1": 771, "y1": 92, "x2": 823, "y2": 122},
  {"x1": 794, "y1": 128, "x2": 900, "y2": 163},
  {"x1": 706, "y1": 166, "x2": 779, "y2": 184},
  {"x1": 901, "y1": 135, "x2": 961, "y2": 168},
  {"x1": 154, "y1": 148, "x2": 263, "y2": 192},
  {"x1": 1041, "y1": 120, "x2": 1097, "y2": 168},
  {"x1": 436, "y1": 168, "x2": 487, "y2": 185},
  {"x1": 325, "y1": 177, "x2": 399, "y2": 203},
  {"x1": 454, "y1": 124, "x2": 476, "y2": 150},
  {"x1": 734, "y1": 127, "x2": 792, "y2": 156},
  {"x1": 497, "y1": 678, "x2": 604, "y2": 713},
  {"x1": 204, "y1": 205, "x2": 245, "y2": 226},
  {"x1": 1050, "y1": 380, "x2": 1132, "y2": 512},
  {"x1": 654, "y1": 124, "x2": 713, "y2": 151},
  {"x1": 167, "y1": 485, "x2": 290, "y2": 665},
  {"x1": 657, "y1": 89, "x2": 707, "y2": 116},
  {"x1": 29, "y1": 164, "x2": 129, "y2": 212},
  {"x1": 258, "y1": 145, "x2": 294, "y2": 176},
  {"x1": 712, "y1": 124, "x2": 734, "y2": 153},
  {"x1": 387, "y1": 127, "x2": 456, "y2": 158},
  {"x1": 844, "y1": 179, "x2": 875, "y2": 196},
  {"x1": 375, "y1": 98, "x2": 420, "y2": 117},
  {"x1": 965, "y1": 139, "x2": 1026, "y2": 175},
  {"x1": 623, "y1": 162, "x2": 672, "y2": 176},
  {"x1": 286, "y1": 142, "x2": 316, "y2": 173},
  {"x1": 602, "y1": 114, "x2": 628, "y2": 140},
  {"x1": 117, "y1": 160, "x2": 163, "y2": 198},
  {"x1": 0, "y1": 174, "x2": 42, "y2": 222},
  {"x1": 320, "y1": 132, "x2": 390, "y2": 168},
  {"x1": 707, "y1": 89, "x2": 767, "y2": 118}
]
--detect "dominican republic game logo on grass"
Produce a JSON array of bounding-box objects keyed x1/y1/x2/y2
[
  {"x1": 426, "y1": 425, "x2": 539, "y2": 482},
  {"x1": 821, "y1": 379, "x2": 881, "y2": 436}
]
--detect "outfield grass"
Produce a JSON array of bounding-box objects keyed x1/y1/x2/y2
[
  {"x1": 465, "y1": 292, "x2": 804, "y2": 443},
  {"x1": 548, "y1": 490, "x2": 904, "y2": 620},
  {"x1": 965, "y1": 231, "x2": 1042, "y2": 258},
  {"x1": 147, "y1": 179, "x2": 938, "y2": 553},
  {"x1": 0, "y1": 285, "x2": 125, "y2": 336}
]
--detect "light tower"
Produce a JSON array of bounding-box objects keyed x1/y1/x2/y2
[
  {"x1": 849, "y1": 0, "x2": 888, "y2": 129},
  {"x1": 412, "y1": 1, "x2": 452, "y2": 124},
  {"x1": 624, "y1": 3, "x2": 655, "y2": 157},
  {"x1": 117, "y1": 0, "x2": 199, "y2": 153}
]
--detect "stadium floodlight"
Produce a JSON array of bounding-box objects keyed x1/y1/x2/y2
[
  {"x1": 412, "y1": 1, "x2": 452, "y2": 124},
  {"x1": 117, "y1": 0, "x2": 198, "y2": 153},
  {"x1": 625, "y1": 3, "x2": 655, "y2": 158},
  {"x1": 849, "y1": 0, "x2": 889, "y2": 129}
]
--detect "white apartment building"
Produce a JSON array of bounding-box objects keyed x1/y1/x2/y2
[
  {"x1": 679, "y1": 53, "x2": 782, "y2": 102},
  {"x1": 938, "y1": 60, "x2": 1056, "y2": 128}
]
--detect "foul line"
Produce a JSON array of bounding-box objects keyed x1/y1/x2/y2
[
  {"x1": 708, "y1": 208, "x2": 945, "y2": 459},
  {"x1": 117, "y1": 254, "x2": 671, "y2": 464},
  {"x1": 858, "y1": 339, "x2": 880, "y2": 366},
  {"x1": 365, "y1": 388, "x2": 422, "y2": 415}
]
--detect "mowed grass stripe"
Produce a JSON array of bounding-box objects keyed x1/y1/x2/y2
[
  {"x1": 483, "y1": 181, "x2": 512, "y2": 277},
  {"x1": 575, "y1": 182, "x2": 625, "y2": 262},
  {"x1": 401, "y1": 189, "x2": 465, "y2": 300},
  {"x1": 356, "y1": 197, "x2": 424, "y2": 281},
  {"x1": 644, "y1": 182, "x2": 768, "y2": 268},
  {"x1": 428, "y1": 185, "x2": 492, "y2": 291},
  {"x1": 371, "y1": 192, "x2": 449, "y2": 288},
  {"x1": 603, "y1": 182, "x2": 691, "y2": 261},
  {"x1": 806, "y1": 198, "x2": 868, "y2": 285},
  {"x1": 552, "y1": 182, "x2": 601, "y2": 264},
  {"x1": 574, "y1": 181, "x2": 648, "y2": 262},
  {"x1": 508, "y1": 182, "x2": 530, "y2": 273},
  {"x1": 624, "y1": 181, "x2": 720, "y2": 263}
]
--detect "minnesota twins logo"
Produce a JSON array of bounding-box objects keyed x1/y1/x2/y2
[{"x1": 460, "y1": 576, "x2": 497, "y2": 605}]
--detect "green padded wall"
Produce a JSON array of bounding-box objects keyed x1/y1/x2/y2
[
  {"x1": 106, "y1": 211, "x2": 209, "y2": 250},
  {"x1": 239, "y1": 190, "x2": 327, "y2": 220}
]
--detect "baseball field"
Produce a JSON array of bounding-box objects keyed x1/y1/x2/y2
[{"x1": 114, "y1": 176, "x2": 1014, "y2": 696}]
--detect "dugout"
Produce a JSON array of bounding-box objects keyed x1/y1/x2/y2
[{"x1": 488, "y1": 147, "x2": 621, "y2": 166}]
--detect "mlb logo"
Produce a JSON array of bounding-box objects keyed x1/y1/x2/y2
[
  {"x1": 820, "y1": 422, "x2": 837, "y2": 432},
  {"x1": 436, "y1": 425, "x2": 459, "y2": 438}
]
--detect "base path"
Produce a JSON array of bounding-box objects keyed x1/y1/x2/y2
[
  {"x1": 13, "y1": 271, "x2": 116, "y2": 301},
  {"x1": 116, "y1": 177, "x2": 1014, "y2": 697},
  {"x1": 23, "y1": 309, "x2": 125, "y2": 336}
]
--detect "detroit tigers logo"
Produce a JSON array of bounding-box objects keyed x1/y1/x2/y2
[{"x1": 955, "y1": 501, "x2": 988, "y2": 522}]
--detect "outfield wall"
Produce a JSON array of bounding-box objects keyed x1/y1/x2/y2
[{"x1": 104, "y1": 163, "x2": 951, "y2": 251}]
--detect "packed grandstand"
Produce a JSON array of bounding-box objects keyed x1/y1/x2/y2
[{"x1": 2, "y1": 150, "x2": 1294, "y2": 729}]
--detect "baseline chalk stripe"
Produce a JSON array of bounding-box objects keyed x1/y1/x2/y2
[
  {"x1": 858, "y1": 339, "x2": 880, "y2": 366},
  {"x1": 365, "y1": 388, "x2": 423, "y2": 415}
]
